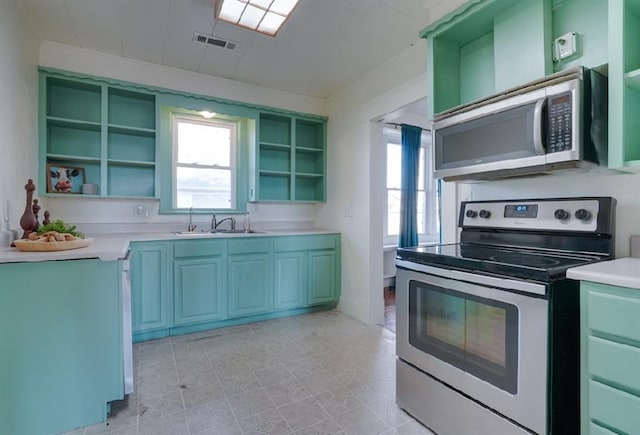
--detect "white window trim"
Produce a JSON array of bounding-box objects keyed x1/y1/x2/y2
[
  {"x1": 171, "y1": 114, "x2": 238, "y2": 210},
  {"x1": 383, "y1": 127, "x2": 439, "y2": 247}
]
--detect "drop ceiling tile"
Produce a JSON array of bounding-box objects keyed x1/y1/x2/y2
[
  {"x1": 162, "y1": 0, "x2": 214, "y2": 72},
  {"x1": 116, "y1": 0, "x2": 171, "y2": 65},
  {"x1": 23, "y1": 0, "x2": 78, "y2": 45},
  {"x1": 64, "y1": 0, "x2": 123, "y2": 55}
]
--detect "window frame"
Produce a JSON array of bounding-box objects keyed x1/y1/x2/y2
[
  {"x1": 383, "y1": 127, "x2": 439, "y2": 246},
  {"x1": 158, "y1": 103, "x2": 251, "y2": 215},
  {"x1": 171, "y1": 114, "x2": 238, "y2": 210}
]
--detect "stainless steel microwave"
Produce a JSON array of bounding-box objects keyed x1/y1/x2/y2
[{"x1": 432, "y1": 67, "x2": 608, "y2": 181}]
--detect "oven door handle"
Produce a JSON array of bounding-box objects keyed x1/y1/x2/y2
[{"x1": 395, "y1": 259, "x2": 547, "y2": 296}]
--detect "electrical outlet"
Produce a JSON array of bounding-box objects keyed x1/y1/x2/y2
[
  {"x1": 553, "y1": 32, "x2": 578, "y2": 61},
  {"x1": 134, "y1": 205, "x2": 149, "y2": 217}
]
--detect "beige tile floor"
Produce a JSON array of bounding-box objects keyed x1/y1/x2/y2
[{"x1": 68, "y1": 310, "x2": 435, "y2": 435}]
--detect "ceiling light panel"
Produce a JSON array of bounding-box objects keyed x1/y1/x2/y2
[
  {"x1": 219, "y1": 0, "x2": 246, "y2": 23},
  {"x1": 215, "y1": 0, "x2": 300, "y2": 36},
  {"x1": 270, "y1": 0, "x2": 298, "y2": 15},
  {"x1": 238, "y1": 4, "x2": 264, "y2": 29}
]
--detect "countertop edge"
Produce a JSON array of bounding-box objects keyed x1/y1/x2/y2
[
  {"x1": 0, "y1": 230, "x2": 341, "y2": 264},
  {"x1": 567, "y1": 257, "x2": 640, "y2": 289}
]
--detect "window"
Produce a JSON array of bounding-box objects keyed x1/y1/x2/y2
[
  {"x1": 384, "y1": 127, "x2": 439, "y2": 245},
  {"x1": 172, "y1": 115, "x2": 237, "y2": 209}
]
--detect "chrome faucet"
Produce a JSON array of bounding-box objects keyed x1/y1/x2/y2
[
  {"x1": 212, "y1": 214, "x2": 236, "y2": 231},
  {"x1": 187, "y1": 207, "x2": 197, "y2": 232}
]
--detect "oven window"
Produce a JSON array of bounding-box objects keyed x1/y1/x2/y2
[{"x1": 408, "y1": 280, "x2": 519, "y2": 393}]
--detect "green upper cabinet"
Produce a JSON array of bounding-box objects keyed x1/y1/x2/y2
[
  {"x1": 421, "y1": 0, "x2": 613, "y2": 118},
  {"x1": 251, "y1": 112, "x2": 327, "y2": 202},
  {"x1": 421, "y1": 0, "x2": 552, "y2": 117},
  {"x1": 39, "y1": 70, "x2": 157, "y2": 198},
  {"x1": 608, "y1": 0, "x2": 640, "y2": 171}
]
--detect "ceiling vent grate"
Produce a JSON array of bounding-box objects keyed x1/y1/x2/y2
[{"x1": 192, "y1": 32, "x2": 239, "y2": 51}]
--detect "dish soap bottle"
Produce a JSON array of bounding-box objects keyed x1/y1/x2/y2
[{"x1": 243, "y1": 213, "x2": 251, "y2": 233}]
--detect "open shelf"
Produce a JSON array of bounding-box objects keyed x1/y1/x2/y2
[
  {"x1": 295, "y1": 119, "x2": 324, "y2": 150},
  {"x1": 107, "y1": 164, "x2": 155, "y2": 197},
  {"x1": 295, "y1": 149, "x2": 324, "y2": 175},
  {"x1": 108, "y1": 88, "x2": 155, "y2": 130},
  {"x1": 260, "y1": 147, "x2": 291, "y2": 172},
  {"x1": 41, "y1": 72, "x2": 158, "y2": 198},
  {"x1": 295, "y1": 175, "x2": 324, "y2": 202},
  {"x1": 259, "y1": 173, "x2": 291, "y2": 201},
  {"x1": 46, "y1": 121, "x2": 101, "y2": 158},
  {"x1": 108, "y1": 128, "x2": 155, "y2": 163},
  {"x1": 259, "y1": 114, "x2": 291, "y2": 145},
  {"x1": 253, "y1": 112, "x2": 326, "y2": 203},
  {"x1": 47, "y1": 78, "x2": 101, "y2": 123}
]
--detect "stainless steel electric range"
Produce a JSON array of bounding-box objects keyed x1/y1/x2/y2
[{"x1": 395, "y1": 197, "x2": 616, "y2": 435}]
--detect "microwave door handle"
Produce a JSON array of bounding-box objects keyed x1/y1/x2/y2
[{"x1": 533, "y1": 98, "x2": 546, "y2": 155}]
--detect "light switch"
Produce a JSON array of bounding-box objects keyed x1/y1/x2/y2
[{"x1": 631, "y1": 235, "x2": 640, "y2": 258}]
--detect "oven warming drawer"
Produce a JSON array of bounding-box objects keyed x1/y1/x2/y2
[{"x1": 397, "y1": 359, "x2": 532, "y2": 435}]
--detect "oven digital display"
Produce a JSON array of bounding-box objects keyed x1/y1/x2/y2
[{"x1": 504, "y1": 204, "x2": 538, "y2": 218}]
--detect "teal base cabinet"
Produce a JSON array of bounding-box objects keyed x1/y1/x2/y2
[
  {"x1": 0, "y1": 259, "x2": 123, "y2": 435},
  {"x1": 173, "y1": 239, "x2": 226, "y2": 326},
  {"x1": 274, "y1": 251, "x2": 306, "y2": 309},
  {"x1": 274, "y1": 235, "x2": 341, "y2": 307},
  {"x1": 132, "y1": 234, "x2": 341, "y2": 342},
  {"x1": 580, "y1": 281, "x2": 640, "y2": 434},
  {"x1": 308, "y1": 249, "x2": 337, "y2": 305},
  {"x1": 131, "y1": 241, "x2": 170, "y2": 340},
  {"x1": 228, "y1": 238, "x2": 272, "y2": 317}
]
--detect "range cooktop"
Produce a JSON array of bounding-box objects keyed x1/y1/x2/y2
[{"x1": 397, "y1": 243, "x2": 605, "y2": 283}]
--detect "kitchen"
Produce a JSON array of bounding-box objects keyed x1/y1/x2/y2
[{"x1": 1, "y1": 0, "x2": 640, "y2": 434}]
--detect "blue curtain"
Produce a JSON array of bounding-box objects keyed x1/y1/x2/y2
[{"x1": 399, "y1": 124, "x2": 422, "y2": 248}]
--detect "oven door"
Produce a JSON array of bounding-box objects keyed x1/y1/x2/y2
[{"x1": 396, "y1": 261, "x2": 548, "y2": 435}]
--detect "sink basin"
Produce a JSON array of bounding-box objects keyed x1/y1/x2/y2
[
  {"x1": 210, "y1": 229, "x2": 265, "y2": 234},
  {"x1": 174, "y1": 231, "x2": 208, "y2": 236},
  {"x1": 173, "y1": 230, "x2": 265, "y2": 236}
]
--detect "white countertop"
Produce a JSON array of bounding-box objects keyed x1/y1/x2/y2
[
  {"x1": 567, "y1": 257, "x2": 640, "y2": 289},
  {"x1": 0, "y1": 229, "x2": 340, "y2": 264}
]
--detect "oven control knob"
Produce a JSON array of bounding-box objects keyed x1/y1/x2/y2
[
  {"x1": 575, "y1": 208, "x2": 592, "y2": 221},
  {"x1": 479, "y1": 209, "x2": 491, "y2": 219},
  {"x1": 465, "y1": 209, "x2": 477, "y2": 218},
  {"x1": 554, "y1": 209, "x2": 570, "y2": 221}
]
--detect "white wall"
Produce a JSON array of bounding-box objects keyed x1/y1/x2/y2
[
  {"x1": 0, "y1": 0, "x2": 39, "y2": 235},
  {"x1": 319, "y1": 43, "x2": 430, "y2": 324},
  {"x1": 465, "y1": 169, "x2": 640, "y2": 258},
  {"x1": 37, "y1": 42, "x2": 326, "y2": 229}
]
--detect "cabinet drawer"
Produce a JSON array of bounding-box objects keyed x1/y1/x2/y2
[
  {"x1": 174, "y1": 239, "x2": 226, "y2": 258},
  {"x1": 588, "y1": 336, "x2": 640, "y2": 393},
  {"x1": 589, "y1": 380, "x2": 640, "y2": 434},
  {"x1": 274, "y1": 235, "x2": 336, "y2": 252},
  {"x1": 228, "y1": 238, "x2": 270, "y2": 254},
  {"x1": 589, "y1": 422, "x2": 617, "y2": 435},
  {"x1": 587, "y1": 289, "x2": 640, "y2": 343}
]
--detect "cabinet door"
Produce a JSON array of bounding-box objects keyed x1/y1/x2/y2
[
  {"x1": 130, "y1": 242, "x2": 169, "y2": 332},
  {"x1": 228, "y1": 253, "x2": 272, "y2": 317},
  {"x1": 308, "y1": 250, "x2": 336, "y2": 305},
  {"x1": 274, "y1": 252, "x2": 306, "y2": 310},
  {"x1": 174, "y1": 257, "x2": 225, "y2": 325}
]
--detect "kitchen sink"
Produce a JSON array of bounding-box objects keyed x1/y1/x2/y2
[
  {"x1": 173, "y1": 230, "x2": 265, "y2": 236},
  {"x1": 210, "y1": 229, "x2": 265, "y2": 234}
]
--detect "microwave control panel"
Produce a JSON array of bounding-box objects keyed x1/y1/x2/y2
[{"x1": 547, "y1": 93, "x2": 573, "y2": 153}]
